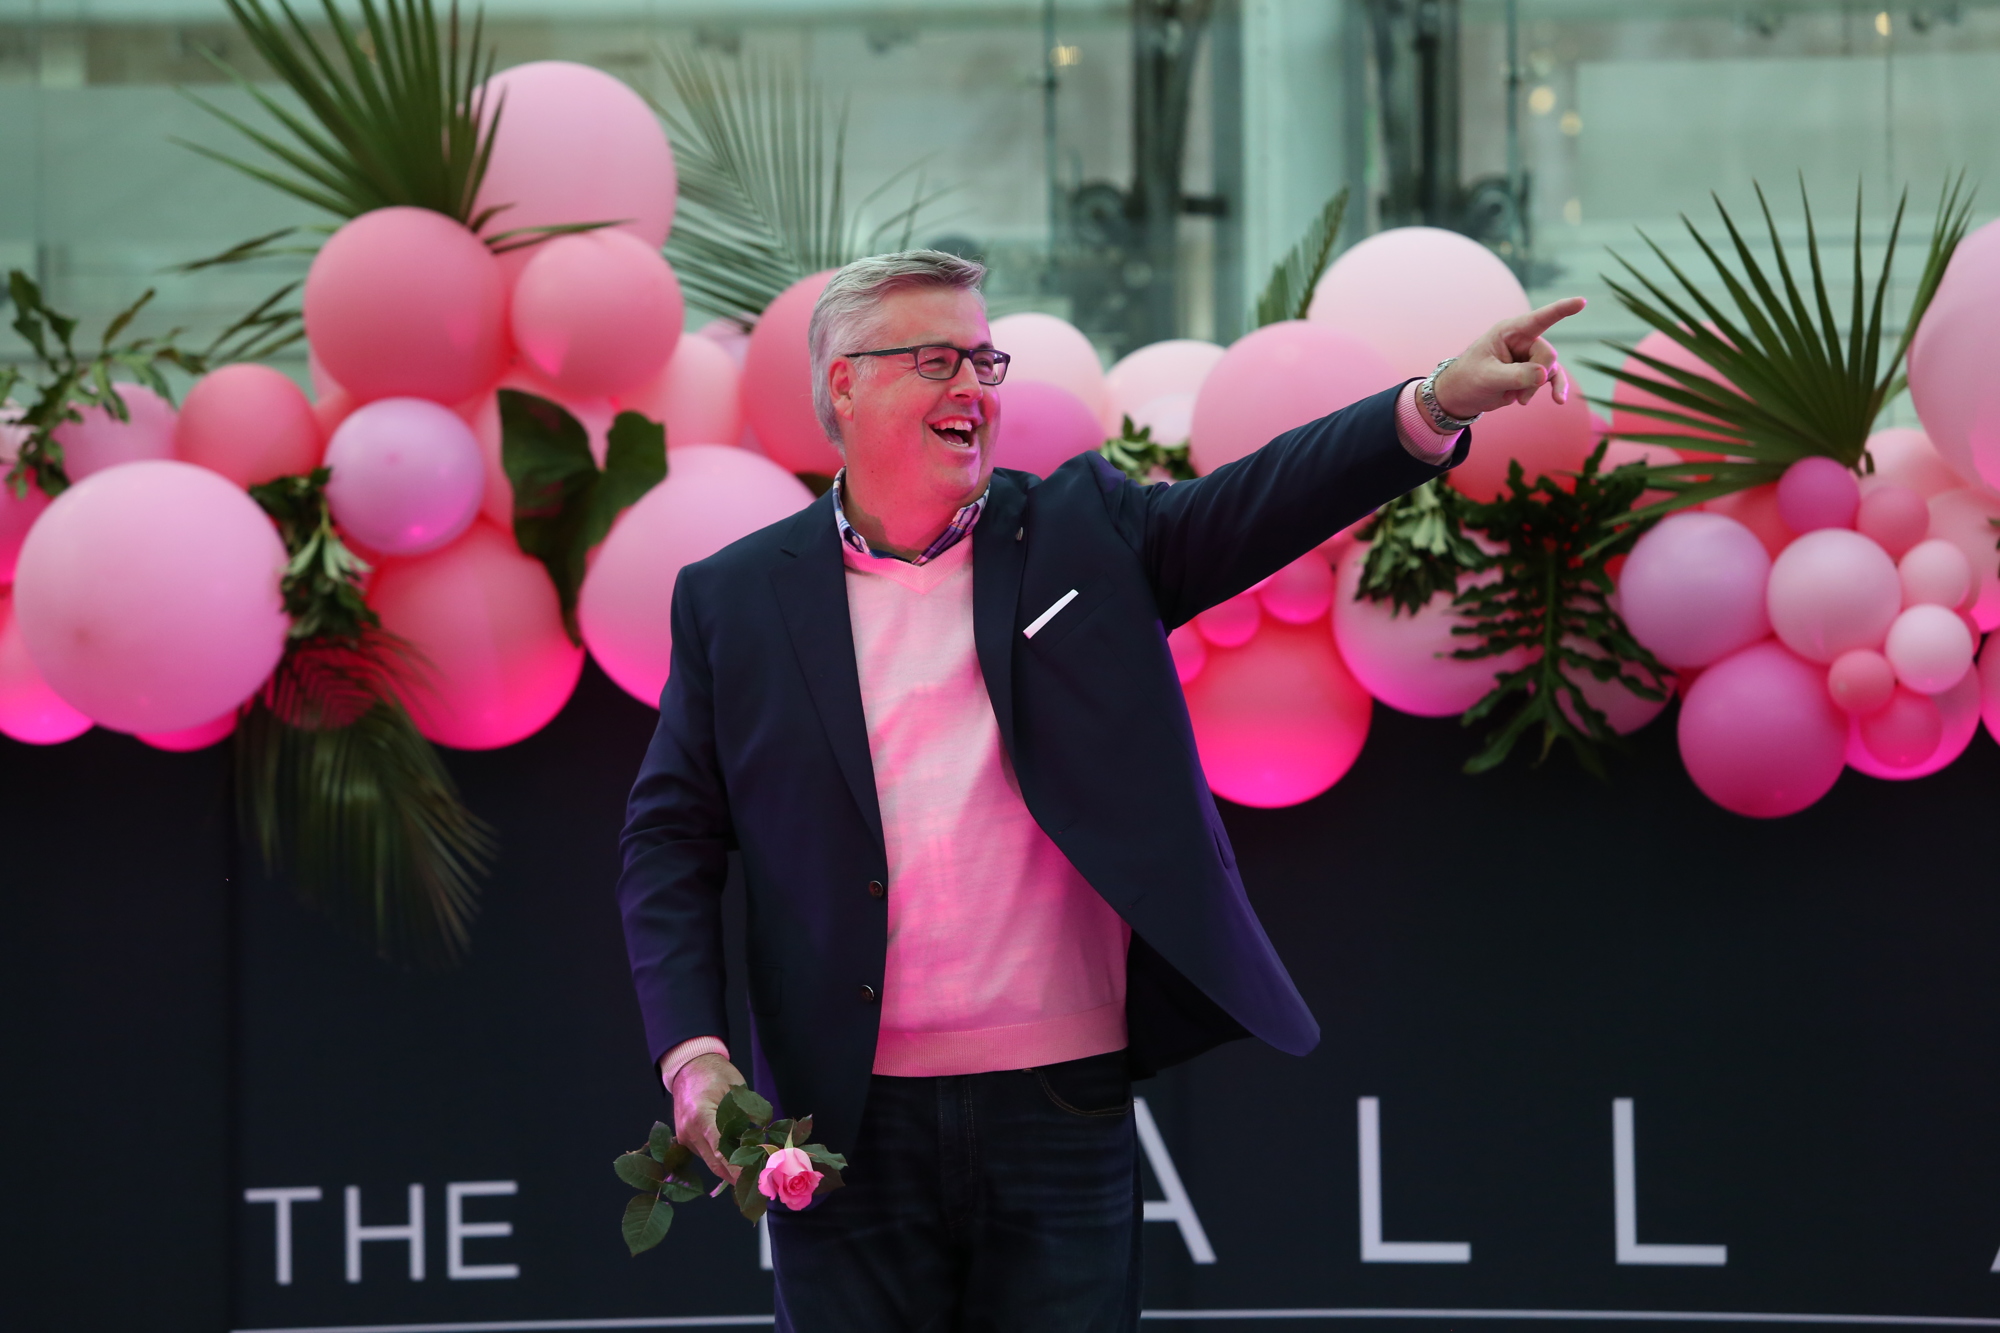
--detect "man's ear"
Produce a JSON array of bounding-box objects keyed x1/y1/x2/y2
[{"x1": 828, "y1": 356, "x2": 857, "y2": 423}]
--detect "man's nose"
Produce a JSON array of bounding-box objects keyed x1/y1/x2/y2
[{"x1": 946, "y1": 359, "x2": 983, "y2": 397}]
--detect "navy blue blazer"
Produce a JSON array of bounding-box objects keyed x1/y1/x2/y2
[{"x1": 617, "y1": 382, "x2": 1468, "y2": 1152}]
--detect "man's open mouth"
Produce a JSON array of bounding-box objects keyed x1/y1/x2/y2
[{"x1": 929, "y1": 417, "x2": 978, "y2": 448}]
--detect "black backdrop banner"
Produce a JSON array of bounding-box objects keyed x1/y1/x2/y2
[{"x1": 8, "y1": 662, "x2": 2000, "y2": 1331}]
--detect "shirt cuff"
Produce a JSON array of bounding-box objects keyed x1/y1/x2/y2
[
  {"x1": 658, "y1": 1035, "x2": 731, "y2": 1093},
  {"x1": 1394, "y1": 379, "x2": 1463, "y2": 467}
]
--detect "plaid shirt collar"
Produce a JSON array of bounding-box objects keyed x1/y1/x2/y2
[{"x1": 830, "y1": 469, "x2": 987, "y2": 566}]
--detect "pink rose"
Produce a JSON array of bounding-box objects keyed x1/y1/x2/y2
[{"x1": 758, "y1": 1145, "x2": 823, "y2": 1211}]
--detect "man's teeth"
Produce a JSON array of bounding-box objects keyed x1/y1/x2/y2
[{"x1": 931, "y1": 421, "x2": 976, "y2": 445}]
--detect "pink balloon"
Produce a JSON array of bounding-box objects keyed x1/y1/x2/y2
[
  {"x1": 324, "y1": 398, "x2": 485, "y2": 556},
  {"x1": 578, "y1": 445, "x2": 814, "y2": 705},
  {"x1": 0, "y1": 412, "x2": 50, "y2": 583},
  {"x1": 1306, "y1": 226, "x2": 1529, "y2": 378},
  {"x1": 1884, "y1": 602, "x2": 1975, "y2": 694},
  {"x1": 460, "y1": 392, "x2": 511, "y2": 529},
  {"x1": 1775, "y1": 456, "x2": 1859, "y2": 533},
  {"x1": 699, "y1": 320, "x2": 752, "y2": 369},
  {"x1": 988, "y1": 312, "x2": 1111, "y2": 429},
  {"x1": 1446, "y1": 385, "x2": 1596, "y2": 503},
  {"x1": 1925, "y1": 488, "x2": 2000, "y2": 630},
  {"x1": 510, "y1": 231, "x2": 684, "y2": 400},
  {"x1": 1167, "y1": 623, "x2": 1207, "y2": 684},
  {"x1": 1850, "y1": 661, "x2": 1981, "y2": 779},
  {"x1": 1258, "y1": 554, "x2": 1334, "y2": 625},
  {"x1": 618, "y1": 331, "x2": 745, "y2": 449},
  {"x1": 1189, "y1": 322, "x2": 1396, "y2": 475},
  {"x1": 1600, "y1": 438, "x2": 1682, "y2": 508},
  {"x1": 1900, "y1": 538, "x2": 1973, "y2": 611},
  {"x1": 1908, "y1": 217, "x2": 2000, "y2": 490},
  {"x1": 992, "y1": 380, "x2": 1104, "y2": 475},
  {"x1": 1766, "y1": 528, "x2": 1901, "y2": 662},
  {"x1": 502, "y1": 362, "x2": 616, "y2": 469},
  {"x1": 1129, "y1": 392, "x2": 1195, "y2": 447},
  {"x1": 1105, "y1": 340, "x2": 1224, "y2": 424},
  {"x1": 1857, "y1": 687, "x2": 1945, "y2": 768},
  {"x1": 743, "y1": 271, "x2": 840, "y2": 475},
  {"x1": 1183, "y1": 618, "x2": 1373, "y2": 808},
  {"x1": 54, "y1": 383, "x2": 177, "y2": 482},
  {"x1": 313, "y1": 386, "x2": 357, "y2": 441},
  {"x1": 1617, "y1": 512, "x2": 1771, "y2": 667},
  {"x1": 1856, "y1": 484, "x2": 1929, "y2": 559},
  {"x1": 305, "y1": 208, "x2": 507, "y2": 405},
  {"x1": 472, "y1": 61, "x2": 677, "y2": 284},
  {"x1": 0, "y1": 594, "x2": 92, "y2": 744},
  {"x1": 1702, "y1": 483, "x2": 1791, "y2": 560},
  {"x1": 1332, "y1": 544, "x2": 1530, "y2": 716},
  {"x1": 1826, "y1": 649, "x2": 1896, "y2": 715},
  {"x1": 1863, "y1": 427, "x2": 1963, "y2": 499},
  {"x1": 137, "y1": 710, "x2": 238, "y2": 752},
  {"x1": 175, "y1": 365, "x2": 322, "y2": 489},
  {"x1": 12, "y1": 460, "x2": 287, "y2": 733},
  {"x1": 1195, "y1": 592, "x2": 1261, "y2": 648},
  {"x1": 370, "y1": 520, "x2": 583, "y2": 748},
  {"x1": 1676, "y1": 640, "x2": 1847, "y2": 818},
  {"x1": 1559, "y1": 636, "x2": 1672, "y2": 736},
  {"x1": 1610, "y1": 331, "x2": 1737, "y2": 458}
]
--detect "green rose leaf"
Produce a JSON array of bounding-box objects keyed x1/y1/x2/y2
[
  {"x1": 724, "y1": 1084, "x2": 775, "y2": 1127},
  {"x1": 622, "y1": 1192, "x2": 674, "y2": 1256},
  {"x1": 647, "y1": 1121, "x2": 677, "y2": 1164},
  {"x1": 813, "y1": 1165, "x2": 845, "y2": 1197},
  {"x1": 729, "y1": 1142, "x2": 773, "y2": 1169},
  {"x1": 662, "y1": 1178, "x2": 705, "y2": 1204},
  {"x1": 732, "y1": 1160, "x2": 768, "y2": 1221},
  {"x1": 766, "y1": 1117, "x2": 795, "y2": 1144},
  {"x1": 791, "y1": 1114, "x2": 814, "y2": 1144},
  {"x1": 614, "y1": 1150, "x2": 666, "y2": 1192},
  {"x1": 800, "y1": 1145, "x2": 847, "y2": 1171},
  {"x1": 714, "y1": 1095, "x2": 752, "y2": 1159}
]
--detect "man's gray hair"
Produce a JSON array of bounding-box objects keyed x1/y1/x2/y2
[{"x1": 808, "y1": 249, "x2": 988, "y2": 447}]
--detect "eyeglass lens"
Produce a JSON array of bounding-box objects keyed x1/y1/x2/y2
[{"x1": 912, "y1": 345, "x2": 1009, "y2": 385}]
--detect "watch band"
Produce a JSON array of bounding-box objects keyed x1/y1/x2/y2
[{"x1": 1418, "y1": 358, "x2": 1480, "y2": 433}]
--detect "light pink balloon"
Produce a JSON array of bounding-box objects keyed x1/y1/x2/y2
[
  {"x1": 743, "y1": 271, "x2": 840, "y2": 475},
  {"x1": 699, "y1": 320, "x2": 752, "y2": 369},
  {"x1": 510, "y1": 231, "x2": 684, "y2": 400},
  {"x1": 370, "y1": 520, "x2": 584, "y2": 748},
  {"x1": 1862, "y1": 427, "x2": 1963, "y2": 499},
  {"x1": 175, "y1": 365, "x2": 322, "y2": 488},
  {"x1": 1195, "y1": 592, "x2": 1262, "y2": 648},
  {"x1": 1907, "y1": 217, "x2": 2000, "y2": 490},
  {"x1": 1775, "y1": 456, "x2": 1859, "y2": 533},
  {"x1": 12, "y1": 460, "x2": 287, "y2": 733},
  {"x1": 1129, "y1": 392, "x2": 1195, "y2": 447},
  {"x1": 1826, "y1": 649, "x2": 1896, "y2": 714},
  {"x1": 472, "y1": 61, "x2": 677, "y2": 283},
  {"x1": 1617, "y1": 512, "x2": 1771, "y2": 668},
  {"x1": 54, "y1": 383, "x2": 178, "y2": 482},
  {"x1": 1332, "y1": 544, "x2": 1530, "y2": 717},
  {"x1": 618, "y1": 331, "x2": 745, "y2": 449},
  {"x1": 1766, "y1": 528, "x2": 1901, "y2": 662},
  {"x1": 1446, "y1": 383, "x2": 1595, "y2": 502},
  {"x1": 0, "y1": 410, "x2": 50, "y2": 583},
  {"x1": 1899, "y1": 538, "x2": 1972, "y2": 610},
  {"x1": 1852, "y1": 660, "x2": 1981, "y2": 779},
  {"x1": 1884, "y1": 602, "x2": 1974, "y2": 694},
  {"x1": 1183, "y1": 618, "x2": 1373, "y2": 808},
  {"x1": 578, "y1": 445, "x2": 814, "y2": 705},
  {"x1": 993, "y1": 380, "x2": 1104, "y2": 476},
  {"x1": 1609, "y1": 331, "x2": 1738, "y2": 458},
  {"x1": 1306, "y1": 226, "x2": 1529, "y2": 379},
  {"x1": 1702, "y1": 483, "x2": 1791, "y2": 559},
  {"x1": 1258, "y1": 554, "x2": 1334, "y2": 625},
  {"x1": 1676, "y1": 639, "x2": 1847, "y2": 817},
  {"x1": 1105, "y1": 339, "x2": 1224, "y2": 424},
  {"x1": 0, "y1": 594, "x2": 92, "y2": 744},
  {"x1": 1925, "y1": 488, "x2": 2000, "y2": 630},
  {"x1": 1168, "y1": 623, "x2": 1207, "y2": 684},
  {"x1": 1856, "y1": 484, "x2": 1929, "y2": 559},
  {"x1": 988, "y1": 312, "x2": 1110, "y2": 429},
  {"x1": 461, "y1": 392, "x2": 511, "y2": 529},
  {"x1": 324, "y1": 398, "x2": 485, "y2": 556},
  {"x1": 305, "y1": 208, "x2": 508, "y2": 405},
  {"x1": 1190, "y1": 322, "x2": 1396, "y2": 475},
  {"x1": 138, "y1": 710, "x2": 238, "y2": 752}
]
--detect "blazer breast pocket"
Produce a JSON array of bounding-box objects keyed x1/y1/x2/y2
[{"x1": 1020, "y1": 583, "x2": 1113, "y2": 653}]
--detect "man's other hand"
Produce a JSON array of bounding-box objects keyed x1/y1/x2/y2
[
  {"x1": 1433, "y1": 297, "x2": 1588, "y2": 417},
  {"x1": 669, "y1": 1051, "x2": 749, "y2": 1184}
]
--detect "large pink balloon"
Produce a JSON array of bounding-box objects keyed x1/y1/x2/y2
[
  {"x1": 1105, "y1": 340, "x2": 1224, "y2": 425},
  {"x1": 1258, "y1": 553, "x2": 1335, "y2": 625},
  {"x1": 138, "y1": 710, "x2": 239, "y2": 753},
  {"x1": 1703, "y1": 482, "x2": 1791, "y2": 560},
  {"x1": 1676, "y1": 639, "x2": 1847, "y2": 817},
  {"x1": 1609, "y1": 331, "x2": 1737, "y2": 457},
  {"x1": 1618, "y1": 512, "x2": 1771, "y2": 668},
  {"x1": 988, "y1": 312, "x2": 1111, "y2": 429},
  {"x1": 1863, "y1": 427, "x2": 1963, "y2": 499},
  {"x1": 1925, "y1": 488, "x2": 2000, "y2": 631},
  {"x1": 54, "y1": 383, "x2": 178, "y2": 482},
  {"x1": 1189, "y1": 322, "x2": 1396, "y2": 474},
  {"x1": 304, "y1": 208, "x2": 508, "y2": 405},
  {"x1": 1183, "y1": 617, "x2": 1372, "y2": 808},
  {"x1": 12, "y1": 460, "x2": 288, "y2": 733},
  {"x1": 1766, "y1": 528, "x2": 1902, "y2": 662},
  {"x1": 1307, "y1": 227, "x2": 1529, "y2": 379},
  {"x1": 578, "y1": 445, "x2": 814, "y2": 705},
  {"x1": 510, "y1": 231, "x2": 684, "y2": 400},
  {"x1": 992, "y1": 380, "x2": 1103, "y2": 475},
  {"x1": 743, "y1": 271, "x2": 840, "y2": 475},
  {"x1": 472, "y1": 61, "x2": 677, "y2": 284},
  {"x1": 1331, "y1": 544, "x2": 1528, "y2": 717},
  {"x1": 0, "y1": 594, "x2": 92, "y2": 744},
  {"x1": 1852, "y1": 662, "x2": 1981, "y2": 779},
  {"x1": 370, "y1": 520, "x2": 584, "y2": 748},
  {"x1": 0, "y1": 413, "x2": 49, "y2": 583},
  {"x1": 324, "y1": 398, "x2": 485, "y2": 556},
  {"x1": 1908, "y1": 217, "x2": 2000, "y2": 490},
  {"x1": 618, "y1": 331, "x2": 745, "y2": 449},
  {"x1": 175, "y1": 364, "x2": 322, "y2": 488},
  {"x1": 1446, "y1": 384, "x2": 1596, "y2": 502}
]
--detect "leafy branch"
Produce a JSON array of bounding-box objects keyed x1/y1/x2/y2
[
  {"x1": 1354, "y1": 477, "x2": 1486, "y2": 615},
  {"x1": 1099, "y1": 414, "x2": 1196, "y2": 483},
  {"x1": 1250, "y1": 187, "x2": 1348, "y2": 329}
]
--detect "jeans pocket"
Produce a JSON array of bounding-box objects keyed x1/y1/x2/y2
[{"x1": 1030, "y1": 1050, "x2": 1132, "y2": 1118}]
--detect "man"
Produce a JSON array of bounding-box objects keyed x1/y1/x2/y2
[{"x1": 618, "y1": 249, "x2": 1580, "y2": 1330}]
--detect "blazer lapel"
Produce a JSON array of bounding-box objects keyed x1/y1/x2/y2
[
  {"x1": 973, "y1": 471, "x2": 1029, "y2": 754},
  {"x1": 769, "y1": 496, "x2": 884, "y2": 850}
]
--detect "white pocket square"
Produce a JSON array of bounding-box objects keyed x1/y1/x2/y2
[{"x1": 1023, "y1": 589, "x2": 1080, "y2": 639}]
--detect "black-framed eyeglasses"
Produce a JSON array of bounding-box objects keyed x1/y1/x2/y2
[{"x1": 842, "y1": 343, "x2": 1011, "y2": 386}]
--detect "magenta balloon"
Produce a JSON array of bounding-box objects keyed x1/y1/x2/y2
[
  {"x1": 12, "y1": 460, "x2": 287, "y2": 733},
  {"x1": 742, "y1": 272, "x2": 840, "y2": 475},
  {"x1": 1676, "y1": 640, "x2": 1847, "y2": 818},
  {"x1": 1883, "y1": 603, "x2": 1974, "y2": 694},
  {"x1": 1857, "y1": 687, "x2": 1945, "y2": 768},
  {"x1": 988, "y1": 312, "x2": 1111, "y2": 429},
  {"x1": 1908, "y1": 217, "x2": 2000, "y2": 490},
  {"x1": 54, "y1": 383, "x2": 177, "y2": 482},
  {"x1": 324, "y1": 398, "x2": 485, "y2": 556},
  {"x1": 1258, "y1": 554, "x2": 1334, "y2": 625},
  {"x1": 578, "y1": 445, "x2": 814, "y2": 706},
  {"x1": 0, "y1": 595, "x2": 92, "y2": 744},
  {"x1": 370, "y1": 520, "x2": 584, "y2": 748},
  {"x1": 1190, "y1": 322, "x2": 1396, "y2": 475},
  {"x1": 1168, "y1": 623, "x2": 1207, "y2": 684},
  {"x1": 1766, "y1": 528, "x2": 1901, "y2": 663},
  {"x1": 1775, "y1": 456, "x2": 1859, "y2": 533},
  {"x1": 304, "y1": 208, "x2": 507, "y2": 405},
  {"x1": 992, "y1": 380, "x2": 1104, "y2": 476},
  {"x1": 1863, "y1": 428, "x2": 1963, "y2": 498},
  {"x1": 176, "y1": 365, "x2": 322, "y2": 488},
  {"x1": 0, "y1": 417, "x2": 49, "y2": 584},
  {"x1": 1306, "y1": 226, "x2": 1529, "y2": 379},
  {"x1": 1925, "y1": 488, "x2": 2000, "y2": 630},
  {"x1": 1194, "y1": 592, "x2": 1261, "y2": 648},
  {"x1": 511, "y1": 232, "x2": 684, "y2": 400},
  {"x1": 1332, "y1": 544, "x2": 1529, "y2": 716},
  {"x1": 1852, "y1": 661, "x2": 1980, "y2": 779},
  {"x1": 1105, "y1": 340, "x2": 1224, "y2": 424},
  {"x1": 1826, "y1": 648, "x2": 1896, "y2": 714},
  {"x1": 137, "y1": 710, "x2": 238, "y2": 752},
  {"x1": 472, "y1": 61, "x2": 677, "y2": 284},
  {"x1": 1855, "y1": 484, "x2": 1929, "y2": 560},
  {"x1": 618, "y1": 331, "x2": 745, "y2": 449},
  {"x1": 1183, "y1": 618, "x2": 1372, "y2": 808},
  {"x1": 1617, "y1": 512, "x2": 1771, "y2": 668}
]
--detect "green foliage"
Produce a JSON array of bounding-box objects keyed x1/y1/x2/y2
[
  {"x1": 1099, "y1": 415, "x2": 1196, "y2": 484},
  {"x1": 1354, "y1": 478, "x2": 1487, "y2": 616},
  {"x1": 499, "y1": 391, "x2": 668, "y2": 644},
  {"x1": 1250, "y1": 188, "x2": 1349, "y2": 329},
  {"x1": 250, "y1": 468, "x2": 377, "y2": 641},
  {"x1": 1589, "y1": 176, "x2": 1973, "y2": 517}
]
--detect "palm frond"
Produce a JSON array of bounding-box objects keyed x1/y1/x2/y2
[{"x1": 1251, "y1": 188, "x2": 1349, "y2": 328}]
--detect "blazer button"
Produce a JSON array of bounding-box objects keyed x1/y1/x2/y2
[
  {"x1": 867, "y1": 879, "x2": 886, "y2": 899},
  {"x1": 859, "y1": 984, "x2": 879, "y2": 1004}
]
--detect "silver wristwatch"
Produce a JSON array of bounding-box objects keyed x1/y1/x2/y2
[{"x1": 1417, "y1": 358, "x2": 1480, "y2": 433}]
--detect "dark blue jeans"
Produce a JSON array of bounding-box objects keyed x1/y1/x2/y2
[{"x1": 766, "y1": 1048, "x2": 1141, "y2": 1332}]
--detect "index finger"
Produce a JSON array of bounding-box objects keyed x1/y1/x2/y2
[{"x1": 1506, "y1": 296, "x2": 1587, "y2": 345}]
